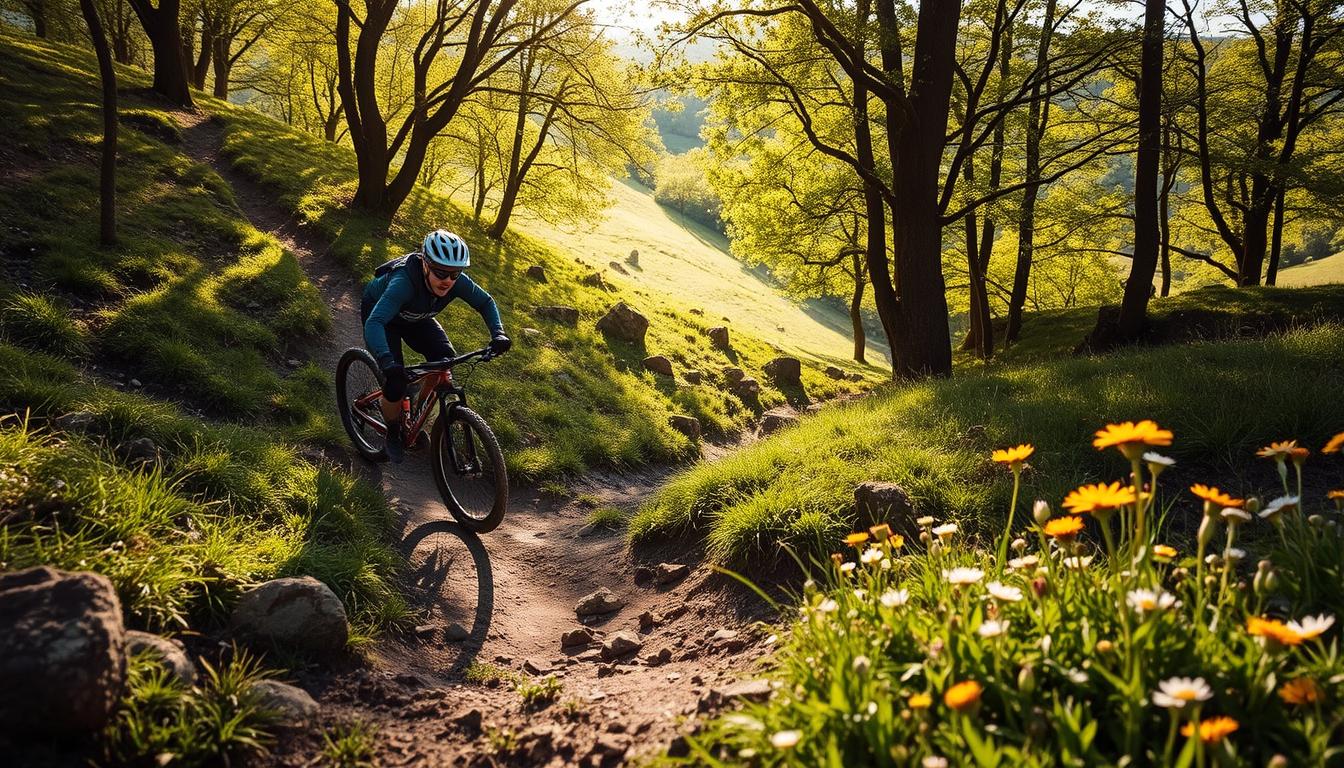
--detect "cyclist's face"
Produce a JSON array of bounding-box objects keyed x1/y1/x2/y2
[{"x1": 423, "y1": 261, "x2": 460, "y2": 296}]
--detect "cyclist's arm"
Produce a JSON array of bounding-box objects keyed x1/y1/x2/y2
[
  {"x1": 454, "y1": 274, "x2": 505, "y2": 336},
  {"x1": 364, "y1": 272, "x2": 414, "y2": 369}
]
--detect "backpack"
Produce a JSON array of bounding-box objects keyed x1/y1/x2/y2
[{"x1": 373, "y1": 253, "x2": 418, "y2": 278}]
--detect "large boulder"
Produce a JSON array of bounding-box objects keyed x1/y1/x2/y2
[
  {"x1": 526, "y1": 265, "x2": 548, "y2": 282},
  {"x1": 0, "y1": 566, "x2": 127, "y2": 735},
  {"x1": 126, "y1": 630, "x2": 196, "y2": 684},
  {"x1": 824, "y1": 365, "x2": 847, "y2": 380},
  {"x1": 575, "y1": 588, "x2": 624, "y2": 617},
  {"x1": 722, "y1": 367, "x2": 745, "y2": 385},
  {"x1": 534, "y1": 305, "x2": 580, "y2": 326},
  {"x1": 854, "y1": 482, "x2": 915, "y2": 530},
  {"x1": 595, "y1": 303, "x2": 649, "y2": 345},
  {"x1": 669, "y1": 415, "x2": 701, "y2": 439},
  {"x1": 761, "y1": 408, "x2": 800, "y2": 435},
  {"x1": 643, "y1": 355, "x2": 674, "y2": 376},
  {"x1": 707, "y1": 326, "x2": 731, "y2": 349},
  {"x1": 734, "y1": 378, "x2": 761, "y2": 399},
  {"x1": 252, "y1": 680, "x2": 319, "y2": 728},
  {"x1": 231, "y1": 577, "x2": 349, "y2": 655},
  {"x1": 763, "y1": 357, "x2": 802, "y2": 385}
]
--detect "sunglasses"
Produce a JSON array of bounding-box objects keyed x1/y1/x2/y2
[{"x1": 426, "y1": 264, "x2": 462, "y2": 281}]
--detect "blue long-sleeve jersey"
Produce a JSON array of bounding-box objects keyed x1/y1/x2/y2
[{"x1": 361, "y1": 253, "x2": 505, "y2": 369}]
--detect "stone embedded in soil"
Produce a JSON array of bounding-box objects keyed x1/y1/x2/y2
[
  {"x1": 561, "y1": 627, "x2": 596, "y2": 648},
  {"x1": 523, "y1": 658, "x2": 552, "y2": 675},
  {"x1": 444, "y1": 622, "x2": 470, "y2": 641},
  {"x1": 601, "y1": 631, "x2": 642, "y2": 660},
  {"x1": 655, "y1": 562, "x2": 689, "y2": 585},
  {"x1": 575, "y1": 648, "x2": 603, "y2": 662},
  {"x1": 638, "y1": 610, "x2": 661, "y2": 632},
  {"x1": 717, "y1": 679, "x2": 774, "y2": 703},
  {"x1": 453, "y1": 708, "x2": 483, "y2": 733},
  {"x1": 575, "y1": 588, "x2": 624, "y2": 617},
  {"x1": 645, "y1": 647, "x2": 673, "y2": 667},
  {"x1": 414, "y1": 623, "x2": 438, "y2": 637},
  {"x1": 125, "y1": 630, "x2": 196, "y2": 685},
  {"x1": 709, "y1": 628, "x2": 739, "y2": 643},
  {"x1": 231, "y1": 576, "x2": 348, "y2": 655},
  {"x1": 252, "y1": 680, "x2": 319, "y2": 728}
]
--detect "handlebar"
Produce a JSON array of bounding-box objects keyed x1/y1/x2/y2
[{"x1": 405, "y1": 347, "x2": 495, "y2": 376}]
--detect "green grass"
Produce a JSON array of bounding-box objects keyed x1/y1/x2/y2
[
  {"x1": 586, "y1": 504, "x2": 627, "y2": 530},
  {"x1": 632, "y1": 323, "x2": 1344, "y2": 564},
  {"x1": 0, "y1": 292, "x2": 89, "y2": 358},
  {"x1": 320, "y1": 720, "x2": 380, "y2": 768},
  {"x1": 1279, "y1": 251, "x2": 1344, "y2": 287},
  {"x1": 516, "y1": 675, "x2": 564, "y2": 709},
  {"x1": 207, "y1": 87, "x2": 883, "y2": 479}
]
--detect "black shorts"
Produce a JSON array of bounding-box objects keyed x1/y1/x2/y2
[{"x1": 361, "y1": 299, "x2": 456, "y2": 401}]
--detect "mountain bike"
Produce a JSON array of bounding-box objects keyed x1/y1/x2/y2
[{"x1": 335, "y1": 346, "x2": 508, "y2": 533}]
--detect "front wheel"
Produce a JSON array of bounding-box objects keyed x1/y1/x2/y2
[
  {"x1": 336, "y1": 347, "x2": 387, "y2": 462},
  {"x1": 431, "y1": 405, "x2": 508, "y2": 533}
]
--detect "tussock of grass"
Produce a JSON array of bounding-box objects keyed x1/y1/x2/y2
[
  {"x1": 0, "y1": 292, "x2": 88, "y2": 358},
  {"x1": 321, "y1": 719, "x2": 379, "y2": 768},
  {"x1": 585, "y1": 504, "x2": 627, "y2": 530},
  {"x1": 632, "y1": 324, "x2": 1344, "y2": 564}
]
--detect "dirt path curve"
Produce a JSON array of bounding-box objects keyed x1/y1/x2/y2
[{"x1": 175, "y1": 112, "x2": 772, "y2": 766}]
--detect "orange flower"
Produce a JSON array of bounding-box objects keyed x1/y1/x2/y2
[
  {"x1": 1279, "y1": 678, "x2": 1323, "y2": 706},
  {"x1": 1093, "y1": 421, "x2": 1173, "y2": 452},
  {"x1": 1181, "y1": 716, "x2": 1239, "y2": 744},
  {"x1": 1290, "y1": 447, "x2": 1310, "y2": 464},
  {"x1": 1257, "y1": 440, "x2": 1299, "y2": 459},
  {"x1": 944, "y1": 680, "x2": 983, "y2": 711},
  {"x1": 908, "y1": 692, "x2": 932, "y2": 709},
  {"x1": 1043, "y1": 516, "x2": 1086, "y2": 540},
  {"x1": 868, "y1": 523, "x2": 892, "y2": 540},
  {"x1": 1190, "y1": 484, "x2": 1244, "y2": 509},
  {"x1": 1329, "y1": 490, "x2": 1344, "y2": 501},
  {"x1": 1152, "y1": 544, "x2": 1178, "y2": 559},
  {"x1": 1247, "y1": 616, "x2": 1304, "y2": 646},
  {"x1": 845, "y1": 532, "x2": 870, "y2": 548},
  {"x1": 888, "y1": 534, "x2": 905, "y2": 550},
  {"x1": 992, "y1": 444, "x2": 1035, "y2": 467},
  {"x1": 1324, "y1": 431, "x2": 1344, "y2": 454},
  {"x1": 1063, "y1": 482, "x2": 1137, "y2": 515}
]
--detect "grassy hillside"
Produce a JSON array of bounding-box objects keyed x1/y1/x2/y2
[
  {"x1": 0, "y1": 34, "x2": 404, "y2": 637},
  {"x1": 633, "y1": 322, "x2": 1344, "y2": 563},
  {"x1": 208, "y1": 91, "x2": 881, "y2": 479},
  {"x1": 1279, "y1": 251, "x2": 1344, "y2": 287}
]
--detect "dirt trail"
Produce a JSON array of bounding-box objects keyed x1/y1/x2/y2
[{"x1": 175, "y1": 112, "x2": 773, "y2": 766}]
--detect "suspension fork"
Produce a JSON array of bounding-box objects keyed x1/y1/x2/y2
[{"x1": 438, "y1": 391, "x2": 481, "y2": 475}]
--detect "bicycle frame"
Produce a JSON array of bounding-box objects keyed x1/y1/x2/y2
[{"x1": 349, "y1": 349, "x2": 488, "y2": 457}]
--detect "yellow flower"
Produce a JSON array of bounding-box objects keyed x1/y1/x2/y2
[
  {"x1": 1181, "y1": 716, "x2": 1239, "y2": 744},
  {"x1": 888, "y1": 533, "x2": 905, "y2": 550},
  {"x1": 1093, "y1": 421, "x2": 1173, "y2": 454},
  {"x1": 845, "y1": 532, "x2": 870, "y2": 548},
  {"x1": 1247, "y1": 616, "x2": 1304, "y2": 646},
  {"x1": 1279, "y1": 678, "x2": 1323, "y2": 706},
  {"x1": 944, "y1": 680, "x2": 983, "y2": 711},
  {"x1": 992, "y1": 444, "x2": 1035, "y2": 467},
  {"x1": 908, "y1": 693, "x2": 932, "y2": 709},
  {"x1": 1257, "y1": 440, "x2": 1299, "y2": 459},
  {"x1": 868, "y1": 523, "x2": 892, "y2": 540},
  {"x1": 1062, "y1": 482, "x2": 1137, "y2": 515},
  {"x1": 1153, "y1": 544, "x2": 1178, "y2": 559},
  {"x1": 1323, "y1": 431, "x2": 1344, "y2": 454},
  {"x1": 1190, "y1": 484, "x2": 1244, "y2": 509},
  {"x1": 1043, "y1": 516, "x2": 1085, "y2": 540}
]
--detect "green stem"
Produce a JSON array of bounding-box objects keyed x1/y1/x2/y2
[{"x1": 997, "y1": 469, "x2": 1022, "y2": 575}]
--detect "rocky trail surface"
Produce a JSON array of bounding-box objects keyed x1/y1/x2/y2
[{"x1": 175, "y1": 112, "x2": 778, "y2": 766}]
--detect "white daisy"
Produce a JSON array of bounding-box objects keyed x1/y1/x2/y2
[
  {"x1": 1286, "y1": 614, "x2": 1335, "y2": 640},
  {"x1": 1260, "y1": 495, "x2": 1299, "y2": 522},
  {"x1": 1061, "y1": 555, "x2": 1094, "y2": 569},
  {"x1": 986, "y1": 581, "x2": 1024, "y2": 602},
  {"x1": 1007, "y1": 554, "x2": 1040, "y2": 571},
  {"x1": 860, "y1": 547, "x2": 885, "y2": 565},
  {"x1": 1221, "y1": 507, "x2": 1252, "y2": 523},
  {"x1": 916, "y1": 516, "x2": 935, "y2": 527},
  {"x1": 932, "y1": 523, "x2": 958, "y2": 539},
  {"x1": 770, "y1": 730, "x2": 801, "y2": 749},
  {"x1": 1223, "y1": 547, "x2": 1246, "y2": 564},
  {"x1": 1151, "y1": 677, "x2": 1212, "y2": 709},
  {"x1": 840, "y1": 562, "x2": 857, "y2": 574},
  {"x1": 943, "y1": 567, "x2": 985, "y2": 586},
  {"x1": 977, "y1": 619, "x2": 1009, "y2": 638},
  {"x1": 1143, "y1": 451, "x2": 1176, "y2": 467},
  {"x1": 880, "y1": 589, "x2": 910, "y2": 608},
  {"x1": 816, "y1": 598, "x2": 838, "y2": 613},
  {"x1": 1126, "y1": 588, "x2": 1176, "y2": 614}
]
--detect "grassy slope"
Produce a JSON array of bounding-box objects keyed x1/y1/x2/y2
[
  {"x1": 1279, "y1": 251, "x2": 1344, "y2": 287},
  {"x1": 0, "y1": 33, "x2": 404, "y2": 638},
  {"x1": 209, "y1": 101, "x2": 882, "y2": 480},
  {"x1": 633, "y1": 322, "x2": 1344, "y2": 563}
]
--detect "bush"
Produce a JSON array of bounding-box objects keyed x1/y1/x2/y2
[{"x1": 676, "y1": 423, "x2": 1344, "y2": 766}]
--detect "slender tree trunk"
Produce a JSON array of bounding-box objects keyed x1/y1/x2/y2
[
  {"x1": 1107, "y1": 0, "x2": 1163, "y2": 343},
  {"x1": 860, "y1": 0, "x2": 902, "y2": 363},
  {"x1": 1239, "y1": 175, "x2": 1272, "y2": 285},
  {"x1": 80, "y1": 0, "x2": 118, "y2": 245},
  {"x1": 211, "y1": 36, "x2": 230, "y2": 98},
  {"x1": 129, "y1": 0, "x2": 194, "y2": 107},
  {"x1": 1267, "y1": 186, "x2": 1286, "y2": 285},
  {"x1": 850, "y1": 252, "x2": 867, "y2": 363},
  {"x1": 1006, "y1": 0, "x2": 1056, "y2": 344},
  {"x1": 27, "y1": 0, "x2": 49, "y2": 37},
  {"x1": 193, "y1": 20, "x2": 213, "y2": 91}
]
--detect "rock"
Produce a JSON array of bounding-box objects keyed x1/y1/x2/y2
[
  {"x1": 668, "y1": 414, "x2": 700, "y2": 439},
  {"x1": 655, "y1": 562, "x2": 689, "y2": 585},
  {"x1": 763, "y1": 356, "x2": 802, "y2": 384},
  {"x1": 626, "y1": 249, "x2": 639, "y2": 266},
  {"x1": 689, "y1": 308, "x2": 703, "y2": 316},
  {"x1": 253, "y1": 680, "x2": 318, "y2": 728},
  {"x1": 129, "y1": 378, "x2": 142, "y2": 388},
  {"x1": 847, "y1": 372, "x2": 864, "y2": 382},
  {"x1": 561, "y1": 626, "x2": 594, "y2": 645},
  {"x1": 0, "y1": 567, "x2": 126, "y2": 735},
  {"x1": 590, "y1": 734, "x2": 629, "y2": 764},
  {"x1": 668, "y1": 735, "x2": 691, "y2": 758},
  {"x1": 54, "y1": 410, "x2": 96, "y2": 432},
  {"x1": 718, "y1": 679, "x2": 774, "y2": 703},
  {"x1": 707, "y1": 326, "x2": 730, "y2": 349},
  {"x1": 642, "y1": 355, "x2": 674, "y2": 376},
  {"x1": 722, "y1": 367, "x2": 745, "y2": 385},
  {"x1": 526, "y1": 265, "x2": 548, "y2": 282},
  {"x1": 444, "y1": 622, "x2": 470, "y2": 641},
  {"x1": 595, "y1": 303, "x2": 649, "y2": 344},
  {"x1": 523, "y1": 658, "x2": 552, "y2": 675},
  {"x1": 116, "y1": 437, "x2": 158, "y2": 464},
  {"x1": 854, "y1": 481, "x2": 914, "y2": 528},
  {"x1": 734, "y1": 378, "x2": 761, "y2": 399},
  {"x1": 761, "y1": 408, "x2": 800, "y2": 435},
  {"x1": 521, "y1": 328, "x2": 542, "y2": 343},
  {"x1": 454, "y1": 707, "x2": 483, "y2": 734},
  {"x1": 645, "y1": 647, "x2": 673, "y2": 667},
  {"x1": 682, "y1": 369, "x2": 703, "y2": 384},
  {"x1": 125, "y1": 630, "x2": 195, "y2": 684},
  {"x1": 638, "y1": 611, "x2": 661, "y2": 632},
  {"x1": 231, "y1": 576, "x2": 349, "y2": 655},
  {"x1": 285, "y1": 358, "x2": 302, "y2": 369},
  {"x1": 580, "y1": 272, "x2": 609, "y2": 290},
  {"x1": 608, "y1": 261, "x2": 629, "y2": 275},
  {"x1": 534, "y1": 305, "x2": 580, "y2": 326},
  {"x1": 574, "y1": 648, "x2": 604, "y2": 662},
  {"x1": 575, "y1": 588, "x2": 624, "y2": 617},
  {"x1": 601, "y1": 631, "x2": 642, "y2": 660},
  {"x1": 824, "y1": 365, "x2": 846, "y2": 380},
  {"x1": 709, "y1": 628, "x2": 739, "y2": 643}
]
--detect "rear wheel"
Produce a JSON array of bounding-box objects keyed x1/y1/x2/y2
[
  {"x1": 431, "y1": 405, "x2": 508, "y2": 532},
  {"x1": 336, "y1": 348, "x2": 387, "y2": 462}
]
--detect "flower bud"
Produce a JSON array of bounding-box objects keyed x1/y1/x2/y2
[
  {"x1": 1309, "y1": 514, "x2": 1326, "y2": 528},
  {"x1": 1017, "y1": 663, "x2": 1036, "y2": 694},
  {"x1": 852, "y1": 655, "x2": 871, "y2": 675},
  {"x1": 1011, "y1": 537, "x2": 1028, "y2": 553},
  {"x1": 1032, "y1": 576, "x2": 1049, "y2": 598},
  {"x1": 1254, "y1": 560, "x2": 1272, "y2": 594},
  {"x1": 1095, "y1": 640, "x2": 1114, "y2": 654},
  {"x1": 1268, "y1": 755, "x2": 1289, "y2": 768},
  {"x1": 1197, "y1": 515, "x2": 1218, "y2": 550},
  {"x1": 1265, "y1": 569, "x2": 1280, "y2": 593},
  {"x1": 1033, "y1": 500, "x2": 1051, "y2": 526},
  {"x1": 1244, "y1": 497, "x2": 1262, "y2": 515},
  {"x1": 919, "y1": 531, "x2": 931, "y2": 545}
]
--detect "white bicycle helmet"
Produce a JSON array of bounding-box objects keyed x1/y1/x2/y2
[{"x1": 422, "y1": 229, "x2": 470, "y2": 269}]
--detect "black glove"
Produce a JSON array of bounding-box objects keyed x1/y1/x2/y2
[
  {"x1": 489, "y1": 333, "x2": 512, "y2": 355},
  {"x1": 382, "y1": 364, "x2": 411, "y2": 401}
]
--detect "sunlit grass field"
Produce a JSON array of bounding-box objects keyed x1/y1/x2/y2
[{"x1": 1278, "y1": 251, "x2": 1344, "y2": 288}]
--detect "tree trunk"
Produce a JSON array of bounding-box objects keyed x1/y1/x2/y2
[
  {"x1": 211, "y1": 36, "x2": 230, "y2": 98},
  {"x1": 1006, "y1": 0, "x2": 1056, "y2": 344},
  {"x1": 860, "y1": 0, "x2": 902, "y2": 365},
  {"x1": 79, "y1": 0, "x2": 117, "y2": 245},
  {"x1": 27, "y1": 0, "x2": 48, "y2": 37},
  {"x1": 193, "y1": 20, "x2": 213, "y2": 91},
  {"x1": 129, "y1": 0, "x2": 194, "y2": 108},
  {"x1": 850, "y1": 252, "x2": 867, "y2": 364},
  {"x1": 1239, "y1": 175, "x2": 1272, "y2": 285},
  {"x1": 1267, "y1": 185, "x2": 1286, "y2": 285},
  {"x1": 1106, "y1": 0, "x2": 1163, "y2": 344}
]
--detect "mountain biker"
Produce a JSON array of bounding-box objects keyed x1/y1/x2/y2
[{"x1": 361, "y1": 229, "x2": 511, "y2": 463}]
